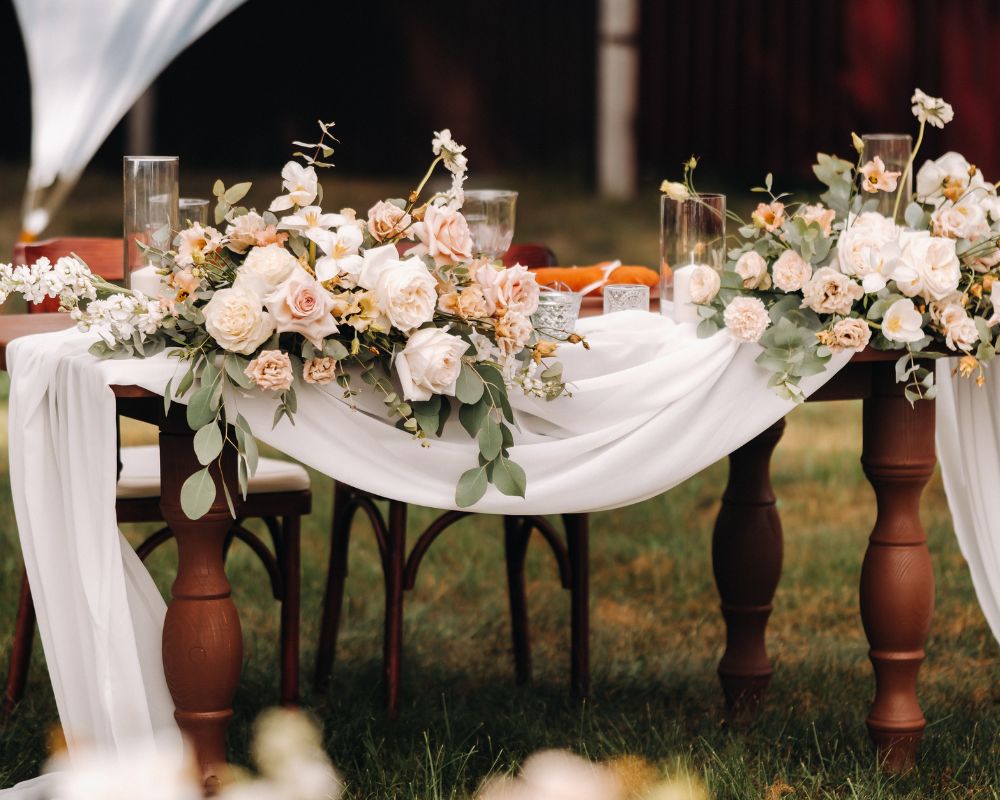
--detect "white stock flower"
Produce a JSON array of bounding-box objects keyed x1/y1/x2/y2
[
  {"x1": 277, "y1": 205, "x2": 346, "y2": 252},
  {"x1": 269, "y1": 161, "x2": 319, "y2": 211},
  {"x1": 373, "y1": 256, "x2": 438, "y2": 330},
  {"x1": 314, "y1": 225, "x2": 364, "y2": 284},
  {"x1": 931, "y1": 198, "x2": 991, "y2": 242},
  {"x1": 911, "y1": 88, "x2": 954, "y2": 129},
  {"x1": 723, "y1": 296, "x2": 770, "y2": 343},
  {"x1": 688, "y1": 264, "x2": 721, "y2": 303},
  {"x1": 772, "y1": 249, "x2": 812, "y2": 293},
  {"x1": 234, "y1": 244, "x2": 301, "y2": 297},
  {"x1": 894, "y1": 234, "x2": 961, "y2": 300},
  {"x1": 203, "y1": 286, "x2": 275, "y2": 354},
  {"x1": 395, "y1": 327, "x2": 469, "y2": 401},
  {"x1": 800, "y1": 267, "x2": 864, "y2": 315},
  {"x1": 734, "y1": 251, "x2": 771, "y2": 290},
  {"x1": 836, "y1": 212, "x2": 900, "y2": 292},
  {"x1": 431, "y1": 128, "x2": 469, "y2": 175},
  {"x1": 882, "y1": 298, "x2": 925, "y2": 343}
]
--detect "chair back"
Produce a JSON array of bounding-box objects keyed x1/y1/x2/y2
[
  {"x1": 13, "y1": 237, "x2": 123, "y2": 314},
  {"x1": 501, "y1": 244, "x2": 556, "y2": 267}
]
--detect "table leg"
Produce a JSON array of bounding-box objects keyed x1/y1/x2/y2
[
  {"x1": 712, "y1": 419, "x2": 785, "y2": 714},
  {"x1": 860, "y1": 365, "x2": 935, "y2": 772},
  {"x1": 158, "y1": 408, "x2": 243, "y2": 790}
]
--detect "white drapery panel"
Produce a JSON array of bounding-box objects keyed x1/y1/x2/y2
[{"x1": 14, "y1": 0, "x2": 246, "y2": 237}]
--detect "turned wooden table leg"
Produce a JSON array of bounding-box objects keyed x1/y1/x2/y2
[
  {"x1": 712, "y1": 419, "x2": 785, "y2": 714},
  {"x1": 158, "y1": 408, "x2": 243, "y2": 790},
  {"x1": 860, "y1": 365, "x2": 935, "y2": 772}
]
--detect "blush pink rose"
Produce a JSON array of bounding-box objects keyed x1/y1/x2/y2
[
  {"x1": 245, "y1": 350, "x2": 294, "y2": 392},
  {"x1": 410, "y1": 205, "x2": 474, "y2": 266},
  {"x1": 474, "y1": 263, "x2": 540, "y2": 316},
  {"x1": 264, "y1": 269, "x2": 339, "y2": 348}
]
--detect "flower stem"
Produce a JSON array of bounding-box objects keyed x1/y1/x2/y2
[
  {"x1": 408, "y1": 156, "x2": 445, "y2": 212},
  {"x1": 892, "y1": 119, "x2": 925, "y2": 223}
]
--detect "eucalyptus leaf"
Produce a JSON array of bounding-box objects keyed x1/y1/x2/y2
[
  {"x1": 493, "y1": 456, "x2": 526, "y2": 498},
  {"x1": 224, "y1": 354, "x2": 254, "y2": 389},
  {"x1": 186, "y1": 382, "x2": 219, "y2": 430},
  {"x1": 455, "y1": 466, "x2": 488, "y2": 508},
  {"x1": 456, "y1": 363, "x2": 484, "y2": 404},
  {"x1": 193, "y1": 422, "x2": 224, "y2": 466},
  {"x1": 323, "y1": 339, "x2": 349, "y2": 360},
  {"x1": 180, "y1": 466, "x2": 216, "y2": 520},
  {"x1": 459, "y1": 399, "x2": 488, "y2": 438},
  {"x1": 479, "y1": 417, "x2": 502, "y2": 461},
  {"x1": 223, "y1": 182, "x2": 252, "y2": 205}
]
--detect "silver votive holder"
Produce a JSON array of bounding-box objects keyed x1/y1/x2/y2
[
  {"x1": 603, "y1": 283, "x2": 650, "y2": 314},
  {"x1": 531, "y1": 289, "x2": 582, "y2": 339}
]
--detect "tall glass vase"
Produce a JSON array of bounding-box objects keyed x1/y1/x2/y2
[
  {"x1": 660, "y1": 193, "x2": 726, "y2": 322},
  {"x1": 124, "y1": 156, "x2": 179, "y2": 291},
  {"x1": 862, "y1": 134, "x2": 912, "y2": 220}
]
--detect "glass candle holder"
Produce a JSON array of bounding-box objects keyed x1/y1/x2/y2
[
  {"x1": 531, "y1": 289, "x2": 582, "y2": 340},
  {"x1": 660, "y1": 192, "x2": 726, "y2": 320},
  {"x1": 179, "y1": 197, "x2": 210, "y2": 228},
  {"x1": 862, "y1": 134, "x2": 912, "y2": 219},
  {"x1": 124, "y1": 156, "x2": 178, "y2": 290},
  {"x1": 603, "y1": 283, "x2": 649, "y2": 314},
  {"x1": 463, "y1": 190, "x2": 518, "y2": 260}
]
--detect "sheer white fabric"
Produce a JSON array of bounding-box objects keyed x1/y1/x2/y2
[
  {"x1": 14, "y1": 0, "x2": 246, "y2": 236},
  {"x1": 3, "y1": 312, "x2": 852, "y2": 793}
]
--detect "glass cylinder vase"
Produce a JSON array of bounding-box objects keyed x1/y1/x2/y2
[
  {"x1": 463, "y1": 189, "x2": 518, "y2": 260},
  {"x1": 862, "y1": 134, "x2": 912, "y2": 219},
  {"x1": 660, "y1": 193, "x2": 726, "y2": 321},
  {"x1": 124, "y1": 156, "x2": 179, "y2": 290}
]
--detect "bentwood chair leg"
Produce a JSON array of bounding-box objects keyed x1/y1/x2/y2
[
  {"x1": 280, "y1": 515, "x2": 301, "y2": 706},
  {"x1": 315, "y1": 482, "x2": 353, "y2": 689},
  {"x1": 383, "y1": 500, "x2": 407, "y2": 719},
  {"x1": 564, "y1": 513, "x2": 590, "y2": 699},
  {"x1": 3, "y1": 567, "x2": 35, "y2": 714},
  {"x1": 503, "y1": 516, "x2": 533, "y2": 685}
]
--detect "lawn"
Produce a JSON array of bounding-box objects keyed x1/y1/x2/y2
[{"x1": 0, "y1": 165, "x2": 997, "y2": 798}]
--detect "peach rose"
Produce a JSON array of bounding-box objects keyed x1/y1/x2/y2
[
  {"x1": 367, "y1": 201, "x2": 412, "y2": 243},
  {"x1": 410, "y1": 205, "x2": 473, "y2": 266},
  {"x1": 265, "y1": 270, "x2": 339, "y2": 348},
  {"x1": 303, "y1": 356, "x2": 338, "y2": 385},
  {"x1": 475, "y1": 263, "x2": 539, "y2": 316},
  {"x1": 439, "y1": 285, "x2": 491, "y2": 319},
  {"x1": 494, "y1": 311, "x2": 533, "y2": 357},
  {"x1": 245, "y1": 350, "x2": 294, "y2": 392}
]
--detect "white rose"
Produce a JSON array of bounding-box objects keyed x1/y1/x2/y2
[
  {"x1": 394, "y1": 327, "x2": 469, "y2": 401},
  {"x1": 203, "y1": 286, "x2": 275, "y2": 355},
  {"x1": 896, "y1": 235, "x2": 960, "y2": 301},
  {"x1": 723, "y1": 296, "x2": 770, "y2": 343},
  {"x1": 931, "y1": 199, "x2": 991, "y2": 242},
  {"x1": 373, "y1": 256, "x2": 438, "y2": 331},
  {"x1": 772, "y1": 249, "x2": 812, "y2": 292},
  {"x1": 234, "y1": 244, "x2": 300, "y2": 297},
  {"x1": 734, "y1": 251, "x2": 771, "y2": 290},
  {"x1": 938, "y1": 304, "x2": 979, "y2": 352},
  {"x1": 688, "y1": 264, "x2": 721, "y2": 304},
  {"x1": 836, "y1": 212, "x2": 899, "y2": 292},
  {"x1": 882, "y1": 298, "x2": 925, "y2": 343},
  {"x1": 659, "y1": 180, "x2": 689, "y2": 201},
  {"x1": 800, "y1": 267, "x2": 864, "y2": 315},
  {"x1": 355, "y1": 243, "x2": 401, "y2": 290},
  {"x1": 916, "y1": 151, "x2": 989, "y2": 205}
]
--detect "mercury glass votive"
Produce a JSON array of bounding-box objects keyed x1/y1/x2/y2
[
  {"x1": 603, "y1": 283, "x2": 649, "y2": 314},
  {"x1": 531, "y1": 289, "x2": 582, "y2": 339},
  {"x1": 862, "y1": 134, "x2": 912, "y2": 219}
]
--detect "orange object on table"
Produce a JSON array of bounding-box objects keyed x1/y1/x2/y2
[{"x1": 531, "y1": 263, "x2": 660, "y2": 295}]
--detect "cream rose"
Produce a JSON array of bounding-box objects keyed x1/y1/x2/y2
[
  {"x1": 689, "y1": 264, "x2": 721, "y2": 304},
  {"x1": 227, "y1": 212, "x2": 267, "y2": 254},
  {"x1": 303, "y1": 356, "x2": 338, "y2": 385},
  {"x1": 373, "y1": 256, "x2": 439, "y2": 331},
  {"x1": 882, "y1": 298, "x2": 925, "y2": 343},
  {"x1": 394, "y1": 327, "x2": 469, "y2": 401},
  {"x1": 264, "y1": 270, "x2": 339, "y2": 348},
  {"x1": 203, "y1": 286, "x2": 275, "y2": 355},
  {"x1": 827, "y1": 318, "x2": 872, "y2": 352},
  {"x1": 916, "y1": 151, "x2": 989, "y2": 204},
  {"x1": 244, "y1": 350, "x2": 294, "y2": 392},
  {"x1": 836, "y1": 212, "x2": 899, "y2": 292},
  {"x1": 410, "y1": 205, "x2": 474, "y2": 266},
  {"x1": 931, "y1": 199, "x2": 991, "y2": 242},
  {"x1": 772, "y1": 250, "x2": 812, "y2": 292},
  {"x1": 494, "y1": 311, "x2": 534, "y2": 357},
  {"x1": 734, "y1": 251, "x2": 771, "y2": 290},
  {"x1": 475, "y1": 263, "x2": 539, "y2": 315},
  {"x1": 367, "y1": 201, "x2": 412, "y2": 243},
  {"x1": 234, "y1": 244, "x2": 300, "y2": 297},
  {"x1": 723, "y1": 296, "x2": 770, "y2": 343},
  {"x1": 938, "y1": 304, "x2": 979, "y2": 351},
  {"x1": 896, "y1": 235, "x2": 961, "y2": 301},
  {"x1": 800, "y1": 267, "x2": 864, "y2": 315}
]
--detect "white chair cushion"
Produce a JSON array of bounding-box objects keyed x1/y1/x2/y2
[{"x1": 116, "y1": 444, "x2": 310, "y2": 499}]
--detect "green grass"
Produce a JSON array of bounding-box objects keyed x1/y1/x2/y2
[{"x1": 0, "y1": 169, "x2": 997, "y2": 798}]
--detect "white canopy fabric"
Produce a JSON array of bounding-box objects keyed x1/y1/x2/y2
[{"x1": 14, "y1": 0, "x2": 246, "y2": 237}]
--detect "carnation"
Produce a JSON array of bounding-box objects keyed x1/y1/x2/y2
[
  {"x1": 494, "y1": 311, "x2": 534, "y2": 357},
  {"x1": 723, "y1": 296, "x2": 770, "y2": 343},
  {"x1": 302, "y1": 356, "x2": 338, "y2": 385},
  {"x1": 734, "y1": 251, "x2": 771, "y2": 290},
  {"x1": 800, "y1": 267, "x2": 864, "y2": 315},
  {"x1": 245, "y1": 350, "x2": 294, "y2": 392},
  {"x1": 688, "y1": 264, "x2": 720, "y2": 304},
  {"x1": 824, "y1": 318, "x2": 871, "y2": 352},
  {"x1": 772, "y1": 249, "x2": 812, "y2": 292}
]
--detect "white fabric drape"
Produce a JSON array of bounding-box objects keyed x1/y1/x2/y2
[
  {"x1": 14, "y1": 0, "x2": 246, "y2": 236},
  {"x1": 3, "y1": 312, "x2": 853, "y2": 794},
  {"x1": 936, "y1": 362, "x2": 1000, "y2": 643}
]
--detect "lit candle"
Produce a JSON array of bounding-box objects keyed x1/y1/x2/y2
[
  {"x1": 671, "y1": 263, "x2": 703, "y2": 324},
  {"x1": 129, "y1": 264, "x2": 168, "y2": 298}
]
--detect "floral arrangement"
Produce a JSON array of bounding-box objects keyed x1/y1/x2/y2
[
  {"x1": 664, "y1": 89, "x2": 1000, "y2": 402},
  {"x1": 1, "y1": 125, "x2": 579, "y2": 515}
]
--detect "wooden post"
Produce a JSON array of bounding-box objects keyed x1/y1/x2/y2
[
  {"x1": 860, "y1": 363, "x2": 935, "y2": 772},
  {"x1": 712, "y1": 419, "x2": 785, "y2": 714},
  {"x1": 597, "y1": 0, "x2": 640, "y2": 198}
]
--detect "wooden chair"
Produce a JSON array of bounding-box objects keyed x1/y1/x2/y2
[
  {"x1": 314, "y1": 243, "x2": 591, "y2": 717},
  {"x1": 3, "y1": 238, "x2": 312, "y2": 713}
]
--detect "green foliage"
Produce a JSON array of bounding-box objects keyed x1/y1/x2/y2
[{"x1": 813, "y1": 153, "x2": 855, "y2": 219}]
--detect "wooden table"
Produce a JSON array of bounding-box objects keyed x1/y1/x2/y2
[{"x1": 0, "y1": 313, "x2": 940, "y2": 779}]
